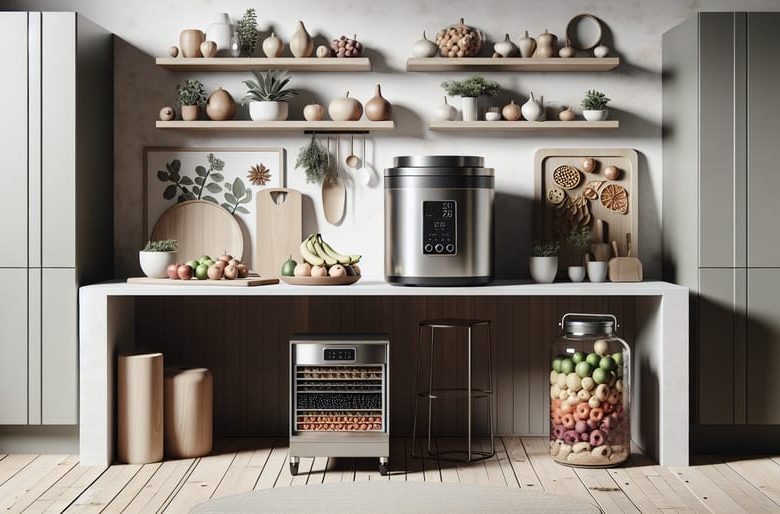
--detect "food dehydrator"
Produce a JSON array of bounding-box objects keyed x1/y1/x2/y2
[{"x1": 289, "y1": 334, "x2": 390, "y2": 476}]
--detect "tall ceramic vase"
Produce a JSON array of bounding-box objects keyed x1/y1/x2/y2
[
  {"x1": 461, "y1": 96, "x2": 478, "y2": 121},
  {"x1": 179, "y1": 29, "x2": 205, "y2": 58},
  {"x1": 206, "y1": 13, "x2": 234, "y2": 56}
]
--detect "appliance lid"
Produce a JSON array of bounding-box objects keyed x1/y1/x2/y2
[
  {"x1": 393, "y1": 155, "x2": 484, "y2": 168},
  {"x1": 560, "y1": 313, "x2": 617, "y2": 337}
]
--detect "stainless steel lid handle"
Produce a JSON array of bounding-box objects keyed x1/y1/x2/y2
[{"x1": 559, "y1": 312, "x2": 619, "y2": 330}]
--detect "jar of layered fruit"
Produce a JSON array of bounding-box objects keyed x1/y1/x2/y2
[{"x1": 549, "y1": 313, "x2": 629, "y2": 467}]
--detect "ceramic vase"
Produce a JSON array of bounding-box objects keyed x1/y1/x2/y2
[
  {"x1": 518, "y1": 30, "x2": 536, "y2": 58},
  {"x1": 434, "y1": 97, "x2": 457, "y2": 121},
  {"x1": 529, "y1": 256, "x2": 558, "y2": 283},
  {"x1": 568, "y1": 265, "x2": 586, "y2": 282},
  {"x1": 289, "y1": 21, "x2": 314, "y2": 58},
  {"x1": 205, "y1": 88, "x2": 236, "y2": 121},
  {"x1": 461, "y1": 96, "x2": 479, "y2": 121},
  {"x1": 365, "y1": 84, "x2": 392, "y2": 121},
  {"x1": 521, "y1": 92, "x2": 544, "y2": 121},
  {"x1": 249, "y1": 101, "x2": 289, "y2": 121},
  {"x1": 139, "y1": 251, "x2": 177, "y2": 278},
  {"x1": 587, "y1": 261, "x2": 609, "y2": 282},
  {"x1": 263, "y1": 33, "x2": 284, "y2": 58},
  {"x1": 180, "y1": 105, "x2": 199, "y2": 121},
  {"x1": 583, "y1": 109, "x2": 609, "y2": 121},
  {"x1": 206, "y1": 13, "x2": 233, "y2": 56},
  {"x1": 179, "y1": 29, "x2": 205, "y2": 58}
]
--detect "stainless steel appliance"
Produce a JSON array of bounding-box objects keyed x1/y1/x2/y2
[
  {"x1": 385, "y1": 155, "x2": 494, "y2": 286},
  {"x1": 289, "y1": 334, "x2": 390, "y2": 476}
]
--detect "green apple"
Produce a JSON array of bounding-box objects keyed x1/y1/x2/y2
[
  {"x1": 592, "y1": 367, "x2": 608, "y2": 384},
  {"x1": 195, "y1": 263, "x2": 209, "y2": 280},
  {"x1": 551, "y1": 357, "x2": 563, "y2": 373},
  {"x1": 586, "y1": 352, "x2": 601, "y2": 367},
  {"x1": 198, "y1": 255, "x2": 212, "y2": 264},
  {"x1": 575, "y1": 361, "x2": 592, "y2": 378},
  {"x1": 572, "y1": 351, "x2": 586, "y2": 364},
  {"x1": 186, "y1": 259, "x2": 199, "y2": 269},
  {"x1": 559, "y1": 358, "x2": 575, "y2": 375},
  {"x1": 599, "y1": 356, "x2": 616, "y2": 372},
  {"x1": 612, "y1": 352, "x2": 623, "y2": 365},
  {"x1": 201, "y1": 259, "x2": 215, "y2": 268}
]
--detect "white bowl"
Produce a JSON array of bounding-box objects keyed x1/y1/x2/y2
[
  {"x1": 139, "y1": 251, "x2": 177, "y2": 278},
  {"x1": 582, "y1": 109, "x2": 608, "y2": 121}
]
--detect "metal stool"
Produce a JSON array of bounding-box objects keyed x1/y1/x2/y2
[{"x1": 411, "y1": 318, "x2": 494, "y2": 462}]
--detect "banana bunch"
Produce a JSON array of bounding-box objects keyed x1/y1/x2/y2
[{"x1": 299, "y1": 234, "x2": 361, "y2": 267}]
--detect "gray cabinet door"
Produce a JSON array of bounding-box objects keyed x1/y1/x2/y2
[
  {"x1": 697, "y1": 269, "x2": 747, "y2": 424},
  {"x1": 0, "y1": 13, "x2": 29, "y2": 268},
  {"x1": 41, "y1": 268, "x2": 77, "y2": 424},
  {"x1": 748, "y1": 13, "x2": 780, "y2": 267},
  {"x1": 747, "y1": 269, "x2": 780, "y2": 424},
  {"x1": 0, "y1": 269, "x2": 28, "y2": 424}
]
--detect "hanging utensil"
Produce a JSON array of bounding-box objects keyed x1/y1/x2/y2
[
  {"x1": 322, "y1": 134, "x2": 346, "y2": 225},
  {"x1": 356, "y1": 134, "x2": 373, "y2": 186},
  {"x1": 345, "y1": 134, "x2": 360, "y2": 169}
]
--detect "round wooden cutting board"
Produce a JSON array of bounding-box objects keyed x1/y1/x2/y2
[{"x1": 150, "y1": 200, "x2": 244, "y2": 262}]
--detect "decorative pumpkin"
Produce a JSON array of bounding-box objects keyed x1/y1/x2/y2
[
  {"x1": 303, "y1": 103, "x2": 325, "y2": 121},
  {"x1": 434, "y1": 97, "x2": 457, "y2": 121},
  {"x1": 435, "y1": 18, "x2": 484, "y2": 58},
  {"x1": 205, "y1": 87, "x2": 236, "y2": 121},
  {"x1": 558, "y1": 107, "x2": 576, "y2": 121},
  {"x1": 494, "y1": 33, "x2": 518, "y2": 58},
  {"x1": 533, "y1": 29, "x2": 558, "y2": 58},
  {"x1": 559, "y1": 40, "x2": 575, "y2": 58},
  {"x1": 365, "y1": 84, "x2": 392, "y2": 121},
  {"x1": 262, "y1": 33, "x2": 284, "y2": 58},
  {"x1": 412, "y1": 31, "x2": 438, "y2": 58},
  {"x1": 594, "y1": 44, "x2": 610, "y2": 58},
  {"x1": 328, "y1": 91, "x2": 363, "y2": 121},
  {"x1": 159, "y1": 106, "x2": 175, "y2": 121},
  {"x1": 316, "y1": 45, "x2": 331, "y2": 58},
  {"x1": 501, "y1": 100, "x2": 522, "y2": 121}
]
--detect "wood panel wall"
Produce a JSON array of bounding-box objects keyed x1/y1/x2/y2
[{"x1": 134, "y1": 296, "x2": 636, "y2": 437}]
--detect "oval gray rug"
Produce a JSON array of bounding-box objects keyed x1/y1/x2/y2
[{"x1": 191, "y1": 482, "x2": 600, "y2": 513}]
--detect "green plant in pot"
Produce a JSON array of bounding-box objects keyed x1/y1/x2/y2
[
  {"x1": 529, "y1": 240, "x2": 560, "y2": 283},
  {"x1": 581, "y1": 89, "x2": 611, "y2": 121},
  {"x1": 243, "y1": 69, "x2": 299, "y2": 121},
  {"x1": 176, "y1": 79, "x2": 206, "y2": 121},
  {"x1": 441, "y1": 75, "x2": 500, "y2": 121},
  {"x1": 139, "y1": 239, "x2": 178, "y2": 279},
  {"x1": 235, "y1": 8, "x2": 260, "y2": 56},
  {"x1": 563, "y1": 226, "x2": 591, "y2": 282}
]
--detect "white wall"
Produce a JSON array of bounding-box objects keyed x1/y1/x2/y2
[{"x1": 9, "y1": 0, "x2": 780, "y2": 280}]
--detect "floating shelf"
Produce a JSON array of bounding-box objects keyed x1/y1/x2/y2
[
  {"x1": 155, "y1": 57, "x2": 371, "y2": 72},
  {"x1": 406, "y1": 57, "x2": 619, "y2": 72},
  {"x1": 155, "y1": 120, "x2": 395, "y2": 133},
  {"x1": 428, "y1": 120, "x2": 619, "y2": 131}
]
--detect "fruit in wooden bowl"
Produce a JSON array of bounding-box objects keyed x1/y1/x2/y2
[{"x1": 280, "y1": 234, "x2": 362, "y2": 285}]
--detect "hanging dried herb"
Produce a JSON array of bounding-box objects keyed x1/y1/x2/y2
[{"x1": 295, "y1": 137, "x2": 329, "y2": 184}]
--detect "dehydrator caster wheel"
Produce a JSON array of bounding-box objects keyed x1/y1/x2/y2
[
  {"x1": 379, "y1": 457, "x2": 389, "y2": 476},
  {"x1": 290, "y1": 457, "x2": 300, "y2": 476}
]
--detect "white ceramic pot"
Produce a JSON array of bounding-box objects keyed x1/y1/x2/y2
[
  {"x1": 568, "y1": 265, "x2": 586, "y2": 282},
  {"x1": 529, "y1": 256, "x2": 558, "y2": 283},
  {"x1": 206, "y1": 13, "x2": 234, "y2": 56},
  {"x1": 587, "y1": 261, "x2": 609, "y2": 282},
  {"x1": 249, "y1": 101, "x2": 289, "y2": 121},
  {"x1": 583, "y1": 109, "x2": 608, "y2": 121},
  {"x1": 485, "y1": 112, "x2": 501, "y2": 121},
  {"x1": 461, "y1": 96, "x2": 479, "y2": 122},
  {"x1": 139, "y1": 251, "x2": 177, "y2": 278}
]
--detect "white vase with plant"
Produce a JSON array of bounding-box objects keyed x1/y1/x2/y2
[
  {"x1": 176, "y1": 80, "x2": 206, "y2": 121},
  {"x1": 441, "y1": 75, "x2": 500, "y2": 122},
  {"x1": 581, "y1": 89, "x2": 611, "y2": 121},
  {"x1": 529, "y1": 240, "x2": 560, "y2": 283},
  {"x1": 243, "y1": 69, "x2": 299, "y2": 121},
  {"x1": 563, "y1": 226, "x2": 590, "y2": 282},
  {"x1": 139, "y1": 239, "x2": 178, "y2": 278}
]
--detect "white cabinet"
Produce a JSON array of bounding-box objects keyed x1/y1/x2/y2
[{"x1": 0, "y1": 269, "x2": 28, "y2": 424}]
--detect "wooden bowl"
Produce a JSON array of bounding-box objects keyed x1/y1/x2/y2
[{"x1": 280, "y1": 274, "x2": 361, "y2": 286}]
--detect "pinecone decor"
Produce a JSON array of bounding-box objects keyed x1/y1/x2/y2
[{"x1": 247, "y1": 163, "x2": 271, "y2": 186}]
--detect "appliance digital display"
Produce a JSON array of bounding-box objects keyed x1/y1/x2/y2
[
  {"x1": 422, "y1": 201, "x2": 457, "y2": 255},
  {"x1": 323, "y1": 348, "x2": 356, "y2": 361}
]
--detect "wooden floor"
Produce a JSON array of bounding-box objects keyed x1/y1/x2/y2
[{"x1": 1, "y1": 437, "x2": 780, "y2": 513}]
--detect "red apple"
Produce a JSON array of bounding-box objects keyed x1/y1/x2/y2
[
  {"x1": 214, "y1": 260, "x2": 227, "y2": 270},
  {"x1": 219, "y1": 254, "x2": 233, "y2": 263},
  {"x1": 166, "y1": 263, "x2": 180, "y2": 279},
  {"x1": 207, "y1": 264, "x2": 223, "y2": 280},
  {"x1": 224, "y1": 263, "x2": 238, "y2": 280},
  {"x1": 177, "y1": 264, "x2": 193, "y2": 280},
  {"x1": 236, "y1": 263, "x2": 249, "y2": 278}
]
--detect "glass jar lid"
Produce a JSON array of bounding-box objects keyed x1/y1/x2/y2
[{"x1": 560, "y1": 313, "x2": 618, "y2": 337}]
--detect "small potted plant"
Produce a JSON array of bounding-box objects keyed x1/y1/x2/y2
[
  {"x1": 529, "y1": 240, "x2": 560, "y2": 283},
  {"x1": 581, "y1": 89, "x2": 611, "y2": 121},
  {"x1": 441, "y1": 75, "x2": 500, "y2": 122},
  {"x1": 243, "y1": 69, "x2": 299, "y2": 121},
  {"x1": 563, "y1": 226, "x2": 591, "y2": 282},
  {"x1": 176, "y1": 79, "x2": 206, "y2": 121},
  {"x1": 139, "y1": 239, "x2": 178, "y2": 278}
]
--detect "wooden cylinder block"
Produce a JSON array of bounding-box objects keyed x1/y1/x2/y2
[
  {"x1": 164, "y1": 367, "x2": 213, "y2": 458},
  {"x1": 117, "y1": 352, "x2": 164, "y2": 464}
]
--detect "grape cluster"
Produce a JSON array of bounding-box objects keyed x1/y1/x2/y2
[{"x1": 330, "y1": 35, "x2": 363, "y2": 57}]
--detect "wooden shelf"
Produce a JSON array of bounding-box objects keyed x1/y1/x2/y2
[
  {"x1": 155, "y1": 120, "x2": 395, "y2": 132},
  {"x1": 428, "y1": 120, "x2": 619, "y2": 131},
  {"x1": 155, "y1": 57, "x2": 371, "y2": 72},
  {"x1": 406, "y1": 57, "x2": 619, "y2": 72}
]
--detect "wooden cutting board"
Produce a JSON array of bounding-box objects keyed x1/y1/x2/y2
[
  {"x1": 151, "y1": 200, "x2": 244, "y2": 263},
  {"x1": 255, "y1": 188, "x2": 302, "y2": 277},
  {"x1": 127, "y1": 276, "x2": 278, "y2": 287}
]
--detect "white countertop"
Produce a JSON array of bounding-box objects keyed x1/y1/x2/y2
[{"x1": 80, "y1": 279, "x2": 687, "y2": 297}]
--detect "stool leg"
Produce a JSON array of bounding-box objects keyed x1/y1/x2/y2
[
  {"x1": 487, "y1": 322, "x2": 495, "y2": 457},
  {"x1": 411, "y1": 324, "x2": 424, "y2": 459},
  {"x1": 467, "y1": 325, "x2": 473, "y2": 462},
  {"x1": 426, "y1": 327, "x2": 436, "y2": 455}
]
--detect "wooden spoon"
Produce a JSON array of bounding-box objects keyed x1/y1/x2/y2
[
  {"x1": 322, "y1": 135, "x2": 346, "y2": 224},
  {"x1": 345, "y1": 134, "x2": 360, "y2": 169}
]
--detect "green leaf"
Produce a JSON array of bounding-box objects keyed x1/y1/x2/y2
[
  {"x1": 224, "y1": 182, "x2": 232, "y2": 192},
  {"x1": 177, "y1": 194, "x2": 188, "y2": 203},
  {"x1": 195, "y1": 165, "x2": 207, "y2": 177},
  {"x1": 210, "y1": 173, "x2": 224, "y2": 182},
  {"x1": 232, "y1": 178, "x2": 246, "y2": 197},
  {"x1": 235, "y1": 205, "x2": 250, "y2": 214},
  {"x1": 221, "y1": 203, "x2": 232, "y2": 211},
  {"x1": 179, "y1": 176, "x2": 193, "y2": 185},
  {"x1": 163, "y1": 184, "x2": 176, "y2": 200},
  {"x1": 239, "y1": 189, "x2": 253, "y2": 203},
  {"x1": 157, "y1": 170, "x2": 169, "y2": 182},
  {"x1": 192, "y1": 185, "x2": 201, "y2": 195},
  {"x1": 205, "y1": 183, "x2": 222, "y2": 193},
  {"x1": 224, "y1": 193, "x2": 237, "y2": 204},
  {"x1": 202, "y1": 195, "x2": 218, "y2": 204},
  {"x1": 171, "y1": 159, "x2": 181, "y2": 172},
  {"x1": 169, "y1": 170, "x2": 180, "y2": 181},
  {"x1": 195, "y1": 176, "x2": 204, "y2": 186}
]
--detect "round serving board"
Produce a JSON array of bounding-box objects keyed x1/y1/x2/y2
[
  {"x1": 150, "y1": 200, "x2": 244, "y2": 262},
  {"x1": 280, "y1": 274, "x2": 361, "y2": 286}
]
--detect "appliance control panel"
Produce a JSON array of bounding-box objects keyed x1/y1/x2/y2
[
  {"x1": 422, "y1": 200, "x2": 457, "y2": 255},
  {"x1": 323, "y1": 347, "x2": 356, "y2": 361}
]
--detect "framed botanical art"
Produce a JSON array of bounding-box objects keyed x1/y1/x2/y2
[{"x1": 144, "y1": 147, "x2": 285, "y2": 264}]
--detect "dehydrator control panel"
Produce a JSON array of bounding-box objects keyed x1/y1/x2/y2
[
  {"x1": 324, "y1": 347, "x2": 356, "y2": 361},
  {"x1": 422, "y1": 200, "x2": 457, "y2": 255}
]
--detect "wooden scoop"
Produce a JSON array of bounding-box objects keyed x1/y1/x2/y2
[
  {"x1": 590, "y1": 219, "x2": 612, "y2": 261},
  {"x1": 608, "y1": 233, "x2": 643, "y2": 282},
  {"x1": 322, "y1": 136, "x2": 346, "y2": 225}
]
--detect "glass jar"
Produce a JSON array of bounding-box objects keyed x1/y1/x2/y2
[{"x1": 549, "y1": 313, "x2": 629, "y2": 467}]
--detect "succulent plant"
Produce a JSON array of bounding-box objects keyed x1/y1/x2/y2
[
  {"x1": 142, "y1": 239, "x2": 178, "y2": 252},
  {"x1": 531, "y1": 240, "x2": 561, "y2": 257},
  {"x1": 242, "y1": 70, "x2": 299, "y2": 103},
  {"x1": 441, "y1": 75, "x2": 500, "y2": 98},
  {"x1": 176, "y1": 79, "x2": 206, "y2": 107},
  {"x1": 581, "y1": 90, "x2": 611, "y2": 110}
]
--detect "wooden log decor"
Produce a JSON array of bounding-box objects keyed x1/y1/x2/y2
[
  {"x1": 117, "y1": 352, "x2": 164, "y2": 464},
  {"x1": 164, "y1": 367, "x2": 213, "y2": 458}
]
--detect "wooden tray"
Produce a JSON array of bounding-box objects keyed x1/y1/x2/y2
[
  {"x1": 280, "y1": 275, "x2": 361, "y2": 286},
  {"x1": 127, "y1": 275, "x2": 278, "y2": 287},
  {"x1": 534, "y1": 148, "x2": 638, "y2": 272}
]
